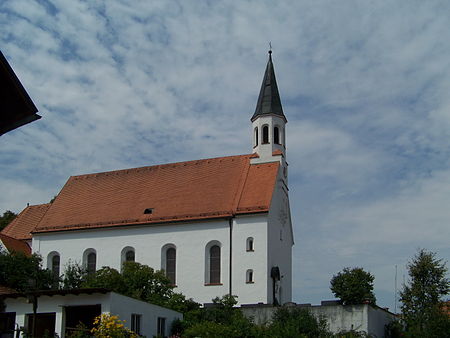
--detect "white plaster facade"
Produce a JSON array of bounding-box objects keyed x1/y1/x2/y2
[
  {"x1": 3, "y1": 291, "x2": 182, "y2": 337},
  {"x1": 32, "y1": 183, "x2": 293, "y2": 306}
]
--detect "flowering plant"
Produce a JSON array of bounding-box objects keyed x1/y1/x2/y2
[{"x1": 91, "y1": 313, "x2": 139, "y2": 338}]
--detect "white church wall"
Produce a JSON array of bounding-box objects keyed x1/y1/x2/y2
[
  {"x1": 232, "y1": 214, "x2": 269, "y2": 304},
  {"x1": 32, "y1": 219, "x2": 231, "y2": 304},
  {"x1": 267, "y1": 171, "x2": 293, "y2": 305}
]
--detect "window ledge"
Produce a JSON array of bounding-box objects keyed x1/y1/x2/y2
[
  {"x1": 246, "y1": 249, "x2": 254, "y2": 252},
  {"x1": 204, "y1": 283, "x2": 223, "y2": 286},
  {"x1": 246, "y1": 281, "x2": 255, "y2": 284}
]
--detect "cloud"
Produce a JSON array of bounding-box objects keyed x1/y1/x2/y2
[{"x1": 1, "y1": 0, "x2": 450, "y2": 310}]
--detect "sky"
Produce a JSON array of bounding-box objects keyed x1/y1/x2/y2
[{"x1": 1, "y1": 0, "x2": 450, "y2": 312}]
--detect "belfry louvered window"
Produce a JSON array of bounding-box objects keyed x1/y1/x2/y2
[
  {"x1": 209, "y1": 245, "x2": 221, "y2": 283},
  {"x1": 262, "y1": 125, "x2": 269, "y2": 144},
  {"x1": 274, "y1": 126, "x2": 280, "y2": 144}
]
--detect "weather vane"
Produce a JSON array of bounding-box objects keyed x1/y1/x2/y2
[{"x1": 269, "y1": 42, "x2": 272, "y2": 54}]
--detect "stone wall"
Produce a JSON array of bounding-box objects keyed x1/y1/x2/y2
[{"x1": 241, "y1": 301, "x2": 396, "y2": 337}]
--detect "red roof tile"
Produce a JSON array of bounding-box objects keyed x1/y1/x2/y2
[
  {"x1": 0, "y1": 233, "x2": 31, "y2": 256},
  {"x1": 1, "y1": 203, "x2": 50, "y2": 240},
  {"x1": 32, "y1": 154, "x2": 279, "y2": 233},
  {"x1": 0, "y1": 285, "x2": 17, "y2": 295}
]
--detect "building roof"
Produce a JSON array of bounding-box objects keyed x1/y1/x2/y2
[
  {"x1": 251, "y1": 51, "x2": 286, "y2": 122},
  {"x1": 0, "y1": 287, "x2": 110, "y2": 298},
  {"x1": 0, "y1": 50, "x2": 41, "y2": 136},
  {"x1": 1, "y1": 203, "x2": 50, "y2": 240},
  {"x1": 5, "y1": 155, "x2": 279, "y2": 236},
  {"x1": 0, "y1": 285, "x2": 18, "y2": 295},
  {"x1": 0, "y1": 233, "x2": 31, "y2": 256}
]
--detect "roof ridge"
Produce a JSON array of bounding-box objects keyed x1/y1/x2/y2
[{"x1": 70, "y1": 154, "x2": 253, "y2": 180}]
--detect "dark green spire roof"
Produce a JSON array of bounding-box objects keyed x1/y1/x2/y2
[{"x1": 251, "y1": 51, "x2": 286, "y2": 122}]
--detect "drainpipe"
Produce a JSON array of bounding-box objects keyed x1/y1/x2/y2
[{"x1": 229, "y1": 217, "x2": 233, "y2": 296}]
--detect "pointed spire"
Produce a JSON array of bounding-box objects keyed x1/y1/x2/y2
[{"x1": 251, "y1": 50, "x2": 286, "y2": 122}]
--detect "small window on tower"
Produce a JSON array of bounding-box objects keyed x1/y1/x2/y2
[
  {"x1": 254, "y1": 127, "x2": 258, "y2": 147},
  {"x1": 246, "y1": 237, "x2": 254, "y2": 252},
  {"x1": 144, "y1": 208, "x2": 153, "y2": 214},
  {"x1": 246, "y1": 269, "x2": 254, "y2": 283},
  {"x1": 262, "y1": 125, "x2": 269, "y2": 144}
]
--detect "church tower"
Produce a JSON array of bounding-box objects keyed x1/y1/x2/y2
[{"x1": 250, "y1": 51, "x2": 287, "y2": 178}]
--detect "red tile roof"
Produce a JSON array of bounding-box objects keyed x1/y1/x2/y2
[
  {"x1": 8, "y1": 155, "x2": 278, "y2": 235},
  {"x1": 1, "y1": 203, "x2": 50, "y2": 240},
  {"x1": 443, "y1": 300, "x2": 450, "y2": 317},
  {"x1": 0, "y1": 233, "x2": 31, "y2": 256},
  {"x1": 0, "y1": 285, "x2": 18, "y2": 295}
]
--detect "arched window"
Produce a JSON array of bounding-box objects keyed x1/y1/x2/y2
[
  {"x1": 83, "y1": 249, "x2": 97, "y2": 275},
  {"x1": 121, "y1": 246, "x2": 135, "y2": 268},
  {"x1": 262, "y1": 125, "x2": 269, "y2": 144},
  {"x1": 274, "y1": 126, "x2": 280, "y2": 144},
  {"x1": 48, "y1": 252, "x2": 60, "y2": 279},
  {"x1": 246, "y1": 269, "x2": 254, "y2": 283},
  {"x1": 210, "y1": 245, "x2": 221, "y2": 284},
  {"x1": 166, "y1": 248, "x2": 176, "y2": 285},
  {"x1": 87, "y1": 252, "x2": 96, "y2": 274},
  {"x1": 246, "y1": 237, "x2": 254, "y2": 252},
  {"x1": 161, "y1": 244, "x2": 176, "y2": 285},
  {"x1": 125, "y1": 250, "x2": 135, "y2": 262},
  {"x1": 254, "y1": 127, "x2": 259, "y2": 147},
  {"x1": 52, "y1": 255, "x2": 60, "y2": 277}
]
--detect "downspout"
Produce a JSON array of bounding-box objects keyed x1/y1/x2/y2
[{"x1": 229, "y1": 217, "x2": 233, "y2": 296}]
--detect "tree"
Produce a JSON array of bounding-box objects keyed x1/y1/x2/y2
[
  {"x1": 267, "y1": 306, "x2": 332, "y2": 338},
  {"x1": 0, "y1": 251, "x2": 58, "y2": 291},
  {"x1": 81, "y1": 261, "x2": 199, "y2": 313},
  {"x1": 62, "y1": 260, "x2": 88, "y2": 289},
  {"x1": 400, "y1": 249, "x2": 450, "y2": 337},
  {"x1": 0, "y1": 210, "x2": 17, "y2": 231},
  {"x1": 181, "y1": 295, "x2": 257, "y2": 338},
  {"x1": 330, "y1": 267, "x2": 376, "y2": 305}
]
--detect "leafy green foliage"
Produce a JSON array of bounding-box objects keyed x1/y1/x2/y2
[
  {"x1": 176, "y1": 295, "x2": 335, "y2": 338},
  {"x1": 267, "y1": 306, "x2": 332, "y2": 338},
  {"x1": 79, "y1": 261, "x2": 200, "y2": 313},
  {"x1": 0, "y1": 210, "x2": 17, "y2": 231},
  {"x1": 330, "y1": 267, "x2": 376, "y2": 305},
  {"x1": 0, "y1": 251, "x2": 58, "y2": 291},
  {"x1": 335, "y1": 329, "x2": 372, "y2": 337},
  {"x1": 62, "y1": 260, "x2": 88, "y2": 289},
  {"x1": 384, "y1": 320, "x2": 404, "y2": 338},
  {"x1": 400, "y1": 249, "x2": 450, "y2": 337},
  {"x1": 177, "y1": 295, "x2": 258, "y2": 338}
]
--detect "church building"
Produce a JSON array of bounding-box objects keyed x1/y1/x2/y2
[{"x1": 2, "y1": 52, "x2": 294, "y2": 306}]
